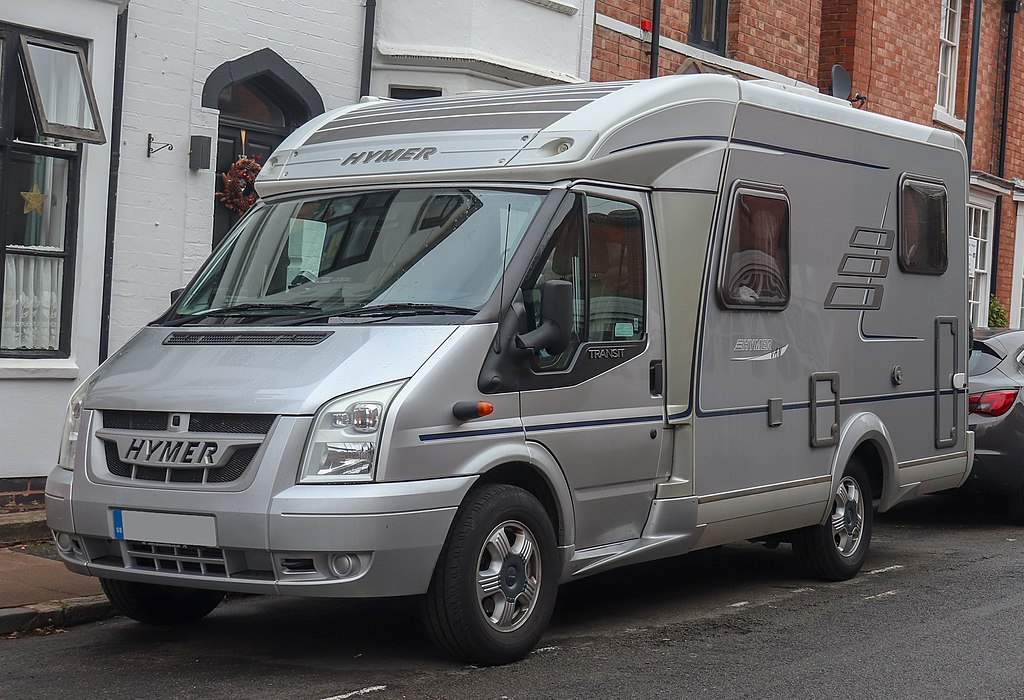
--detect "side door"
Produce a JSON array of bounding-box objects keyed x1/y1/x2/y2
[{"x1": 519, "y1": 187, "x2": 667, "y2": 550}]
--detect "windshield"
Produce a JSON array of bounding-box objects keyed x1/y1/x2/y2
[{"x1": 170, "y1": 188, "x2": 544, "y2": 324}]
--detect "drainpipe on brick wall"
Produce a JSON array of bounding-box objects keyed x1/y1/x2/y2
[
  {"x1": 359, "y1": 0, "x2": 377, "y2": 98},
  {"x1": 991, "y1": 2, "x2": 1019, "y2": 297},
  {"x1": 99, "y1": 5, "x2": 129, "y2": 363},
  {"x1": 649, "y1": 0, "x2": 661, "y2": 79},
  {"x1": 965, "y1": 0, "x2": 984, "y2": 163}
]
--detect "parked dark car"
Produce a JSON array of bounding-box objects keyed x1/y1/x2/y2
[{"x1": 965, "y1": 328, "x2": 1024, "y2": 521}]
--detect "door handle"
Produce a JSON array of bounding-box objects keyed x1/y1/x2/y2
[{"x1": 649, "y1": 360, "x2": 664, "y2": 397}]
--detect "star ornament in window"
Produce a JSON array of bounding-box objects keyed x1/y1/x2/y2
[{"x1": 21, "y1": 184, "x2": 49, "y2": 215}]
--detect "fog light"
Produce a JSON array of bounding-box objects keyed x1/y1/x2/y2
[
  {"x1": 55, "y1": 532, "x2": 74, "y2": 553},
  {"x1": 331, "y1": 553, "x2": 356, "y2": 578}
]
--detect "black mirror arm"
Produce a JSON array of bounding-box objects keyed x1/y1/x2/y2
[
  {"x1": 514, "y1": 279, "x2": 573, "y2": 353},
  {"x1": 515, "y1": 322, "x2": 566, "y2": 353}
]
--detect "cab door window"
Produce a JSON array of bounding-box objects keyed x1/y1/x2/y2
[{"x1": 523, "y1": 193, "x2": 646, "y2": 372}]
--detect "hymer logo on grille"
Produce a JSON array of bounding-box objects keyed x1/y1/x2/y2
[
  {"x1": 124, "y1": 438, "x2": 219, "y2": 467},
  {"x1": 98, "y1": 429, "x2": 260, "y2": 471}
]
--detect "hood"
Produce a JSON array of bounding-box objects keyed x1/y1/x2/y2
[{"x1": 85, "y1": 325, "x2": 458, "y2": 415}]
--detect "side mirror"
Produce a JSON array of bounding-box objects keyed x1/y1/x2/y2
[
  {"x1": 516, "y1": 279, "x2": 573, "y2": 354},
  {"x1": 169, "y1": 288, "x2": 184, "y2": 305}
]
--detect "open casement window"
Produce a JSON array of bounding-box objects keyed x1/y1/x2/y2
[
  {"x1": 523, "y1": 193, "x2": 646, "y2": 372},
  {"x1": 0, "y1": 25, "x2": 89, "y2": 356},
  {"x1": 19, "y1": 36, "x2": 105, "y2": 145},
  {"x1": 718, "y1": 187, "x2": 791, "y2": 309},
  {"x1": 899, "y1": 178, "x2": 948, "y2": 275}
]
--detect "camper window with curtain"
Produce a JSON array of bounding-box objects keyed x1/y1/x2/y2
[
  {"x1": 719, "y1": 188, "x2": 790, "y2": 309},
  {"x1": 0, "y1": 26, "x2": 102, "y2": 356}
]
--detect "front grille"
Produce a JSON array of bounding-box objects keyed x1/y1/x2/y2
[
  {"x1": 103, "y1": 411, "x2": 168, "y2": 431},
  {"x1": 102, "y1": 411, "x2": 274, "y2": 435},
  {"x1": 189, "y1": 414, "x2": 275, "y2": 434},
  {"x1": 98, "y1": 410, "x2": 273, "y2": 486},
  {"x1": 104, "y1": 443, "x2": 259, "y2": 485},
  {"x1": 127, "y1": 541, "x2": 227, "y2": 576},
  {"x1": 73, "y1": 536, "x2": 276, "y2": 581}
]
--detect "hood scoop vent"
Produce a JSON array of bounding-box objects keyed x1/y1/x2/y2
[{"x1": 163, "y1": 331, "x2": 332, "y2": 346}]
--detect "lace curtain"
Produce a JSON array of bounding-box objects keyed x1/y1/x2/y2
[{"x1": 1, "y1": 255, "x2": 62, "y2": 350}]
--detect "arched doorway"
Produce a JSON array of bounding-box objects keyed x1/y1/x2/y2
[{"x1": 202, "y1": 49, "x2": 324, "y2": 246}]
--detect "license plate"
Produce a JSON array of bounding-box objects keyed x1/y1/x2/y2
[{"x1": 112, "y1": 509, "x2": 217, "y2": 547}]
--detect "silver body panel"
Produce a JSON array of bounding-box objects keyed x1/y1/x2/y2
[{"x1": 48, "y1": 75, "x2": 970, "y2": 599}]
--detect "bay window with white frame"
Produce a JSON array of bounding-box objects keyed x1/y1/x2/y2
[{"x1": 0, "y1": 25, "x2": 104, "y2": 356}]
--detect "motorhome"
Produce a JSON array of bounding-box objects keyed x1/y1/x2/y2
[{"x1": 46, "y1": 74, "x2": 971, "y2": 664}]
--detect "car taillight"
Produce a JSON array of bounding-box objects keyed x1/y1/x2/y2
[{"x1": 968, "y1": 389, "x2": 1019, "y2": 416}]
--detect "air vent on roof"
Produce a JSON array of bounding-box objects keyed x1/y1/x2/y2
[{"x1": 163, "y1": 331, "x2": 332, "y2": 346}]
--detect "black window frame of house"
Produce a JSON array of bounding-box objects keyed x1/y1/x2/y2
[
  {"x1": 689, "y1": 0, "x2": 729, "y2": 55},
  {"x1": 0, "y1": 22, "x2": 97, "y2": 358}
]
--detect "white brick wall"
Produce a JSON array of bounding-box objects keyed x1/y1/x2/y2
[{"x1": 0, "y1": 0, "x2": 121, "y2": 480}]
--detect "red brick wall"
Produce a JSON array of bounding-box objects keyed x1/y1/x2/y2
[
  {"x1": 730, "y1": 0, "x2": 822, "y2": 84},
  {"x1": 0, "y1": 478, "x2": 46, "y2": 511},
  {"x1": 1005, "y1": 17, "x2": 1024, "y2": 309}
]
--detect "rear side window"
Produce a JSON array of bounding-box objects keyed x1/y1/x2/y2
[
  {"x1": 899, "y1": 179, "x2": 947, "y2": 275},
  {"x1": 968, "y1": 342, "x2": 1003, "y2": 376},
  {"x1": 719, "y1": 188, "x2": 790, "y2": 309}
]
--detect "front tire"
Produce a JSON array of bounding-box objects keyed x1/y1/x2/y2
[
  {"x1": 422, "y1": 484, "x2": 558, "y2": 665},
  {"x1": 792, "y1": 460, "x2": 873, "y2": 581},
  {"x1": 100, "y1": 578, "x2": 224, "y2": 625}
]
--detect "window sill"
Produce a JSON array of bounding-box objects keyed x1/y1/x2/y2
[
  {"x1": 0, "y1": 358, "x2": 80, "y2": 380},
  {"x1": 932, "y1": 106, "x2": 966, "y2": 132}
]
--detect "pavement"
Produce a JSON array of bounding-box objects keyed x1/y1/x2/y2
[{"x1": 0, "y1": 509, "x2": 115, "y2": 636}]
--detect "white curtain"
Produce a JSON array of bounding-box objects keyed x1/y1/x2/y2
[{"x1": 2, "y1": 255, "x2": 62, "y2": 350}]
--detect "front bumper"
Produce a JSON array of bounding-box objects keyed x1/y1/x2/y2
[{"x1": 45, "y1": 466, "x2": 475, "y2": 598}]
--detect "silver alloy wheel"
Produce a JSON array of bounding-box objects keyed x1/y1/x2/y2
[
  {"x1": 831, "y1": 475, "x2": 864, "y2": 557},
  {"x1": 476, "y1": 519, "x2": 542, "y2": 632}
]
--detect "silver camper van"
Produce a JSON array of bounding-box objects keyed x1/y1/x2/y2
[{"x1": 46, "y1": 75, "x2": 971, "y2": 664}]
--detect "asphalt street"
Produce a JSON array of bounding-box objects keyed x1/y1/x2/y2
[{"x1": 3, "y1": 492, "x2": 1022, "y2": 699}]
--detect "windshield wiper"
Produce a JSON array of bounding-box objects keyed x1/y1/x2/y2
[
  {"x1": 165, "y1": 302, "x2": 322, "y2": 326},
  {"x1": 283, "y1": 302, "x2": 480, "y2": 325},
  {"x1": 341, "y1": 303, "x2": 480, "y2": 317}
]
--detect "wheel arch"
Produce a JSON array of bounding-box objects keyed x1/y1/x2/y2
[
  {"x1": 821, "y1": 411, "x2": 897, "y2": 525},
  {"x1": 447, "y1": 441, "x2": 575, "y2": 549}
]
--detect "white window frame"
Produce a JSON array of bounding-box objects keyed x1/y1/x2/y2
[
  {"x1": 936, "y1": 0, "x2": 962, "y2": 117},
  {"x1": 968, "y1": 194, "x2": 995, "y2": 328},
  {"x1": 1011, "y1": 189, "x2": 1024, "y2": 327}
]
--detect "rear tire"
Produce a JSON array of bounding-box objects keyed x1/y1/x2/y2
[
  {"x1": 100, "y1": 578, "x2": 224, "y2": 625},
  {"x1": 793, "y1": 460, "x2": 873, "y2": 581},
  {"x1": 422, "y1": 484, "x2": 558, "y2": 665}
]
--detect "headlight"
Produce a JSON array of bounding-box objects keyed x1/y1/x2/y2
[
  {"x1": 298, "y1": 381, "x2": 405, "y2": 484},
  {"x1": 57, "y1": 375, "x2": 96, "y2": 470}
]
